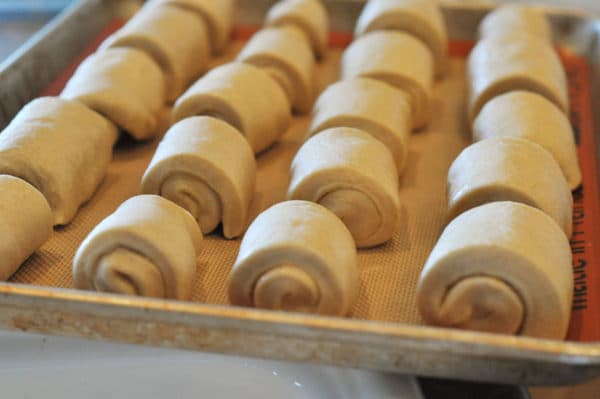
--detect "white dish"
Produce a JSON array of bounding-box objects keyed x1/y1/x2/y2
[{"x1": 0, "y1": 331, "x2": 423, "y2": 398}]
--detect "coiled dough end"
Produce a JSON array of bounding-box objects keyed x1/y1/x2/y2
[
  {"x1": 141, "y1": 116, "x2": 256, "y2": 239},
  {"x1": 73, "y1": 195, "x2": 203, "y2": 300},
  {"x1": 418, "y1": 201, "x2": 573, "y2": 340},
  {"x1": 228, "y1": 200, "x2": 358, "y2": 316},
  {"x1": 288, "y1": 127, "x2": 401, "y2": 248}
]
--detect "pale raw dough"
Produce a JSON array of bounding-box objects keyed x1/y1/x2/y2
[
  {"x1": 341, "y1": 31, "x2": 434, "y2": 130},
  {"x1": 141, "y1": 116, "x2": 256, "y2": 239},
  {"x1": 478, "y1": 4, "x2": 552, "y2": 41},
  {"x1": 0, "y1": 175, "x2": 52, "y2": 281},
  {"x1": 447, "y1": 137, "x2": 573, "y2": 237},
  {"x1": 0, "y1": 97, "x2": 118, "y2": 225},
  {"x1": 173, "y1": 62, "x2": 291, "y2": 154},
  {"x1": 100, "y1": 2, "x2": 210, "y2": 102},
  {"x1": 265, "y1": 0, "x2": 329, "y2": 60},
  {"x1": 148, "y1": 0, "x2": 236, "y2": 54},
  {"x1": 309, "y1": 77, "x2": 411, "y2": 174},
  {"x1": 61, "y1": 47, "x2": 165, "y2": 140},
  {"x1": 354, "y1": 0, "x2": 447, "y2": 77},
  {"x1": 467, "y1": 34, "x2": 568, "y2": 122},
  {"x1": 73, "y1": 195, "x2": 203, "y2": 300},
  {"x1": 287, "y1": 127, "x2": 400, "y2": 248},
  {"x1": 237, "y1": 25, "x2": 315, "y2": 114},
  {"x1": 473, "y1": 91, "x2": 581, "y2": 190},
  {"x1": 228, "y1": 200, "x2": 358, "y2": 316},
  {"x1": 417, "y1": 201, "x2": 573, "y2": 340}
]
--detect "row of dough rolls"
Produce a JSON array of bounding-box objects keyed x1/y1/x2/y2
[
  {"x1": 172, "y1": 0, "x2": 329, "y2": 154},
  {"x1": 417, "y1": 5, "x2": 575, "y2": 340},
  {"x1": 66, "y1": 1, "x2": 240, "y2": 296},
  {"x1": 82, "y1": 1, "x2": 327, "y2": 300},
  {"x1": 62, "y1": 0, "x2": 236, "y2": 141},
  {"x1": 342, "y1": 0, "x2": 447, "y2": 130},
  {"x1": 285, "y1": 1, "x2": 449, "y2": 248},
  {"x1": 139, "y1": 5, "x2": 302, "y2": 241},
  {"x1": 73, "y1": 195, "x2": 203, "y2": 300},
  {"x1": 228, "y1": 200, "x2": 359, "y2": 316}
]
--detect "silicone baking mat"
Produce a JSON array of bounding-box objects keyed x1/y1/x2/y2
[{"x1": 9, "y1": 19, "x2": 600, "y2": 343}]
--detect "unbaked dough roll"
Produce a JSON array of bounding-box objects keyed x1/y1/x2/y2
[
  {"x1": 141, "y1": 116, "x2": 256, "y2": 239},
  {"x1": 473, "y1": 91, "x2": 581, "y2": 190},
  {"x1": 478, "y1": 4, "x2": 551, "y2": 42},
  {"x1": 0, "y1": 175, "x2": 52, "y2": 281},
  {"x1": 148, "y1": 0, "x2": 236, "y2": 54},
  {"x1": 0, "y1": 97, "x2": 118, "y2": 226},
  {"x1": 309, "y1": 77, "x2": 411, "y2": 173},
  {"x1": 173, "y1": 62, "x2": 291, "y2": 154},
  {"x1": 265, "y1": 0, "x2": 329, "y2": 60},
  {"x1": 73, "y1": 195, "x2": 203, "y2": 300},
  {"x1": 467, "y1": 34, "x2": 568, "y2": 122},
  {"x1": 237, "y1": 26, "x2": 315, "y2": 114},
  {"x1": 287, "y1": 127, "x2": 400, "y2": 248},
  {"x1": 341, "y1": 31, "x2": 434, "y2": 130},
  {"x1": 448, "y1": 137, "x2": 572, "y2": 237},
  {"x1": 417, "y1": 201, "x2": 573, "y2": 340},
  {"x1": 354, "y1": 0, "x2": 447, "y2": 77},
  {"x1": 100, "y1": 2, "x2": 210, "y2": 102},
  {"x1": 61, "y1": 47, "x2": 165, "y2": 140},
  {"x1": 228, "y1": 200, "x2": 358, "y2": 316}
]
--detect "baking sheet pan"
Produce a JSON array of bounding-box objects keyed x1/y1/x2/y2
[{"x1": 0, "y1": 0, "x2": 599, "y2": 386}]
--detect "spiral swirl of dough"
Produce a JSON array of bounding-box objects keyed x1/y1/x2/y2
[
  {"x1": 417, "y1": 201, "x2": 573, "y2": 339},
  {"x1": 141, "y1": 117, "x2": 256, "y2": 239},
  {"x1": 287, "y1": 127, "x2": 400, "y2": 248},
  {"x1": 73, "y1": 195, "x2": 203, "y2": 300},
  {"x1": 228, "y1": 200, "x2": 359, "y2": 316}
]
